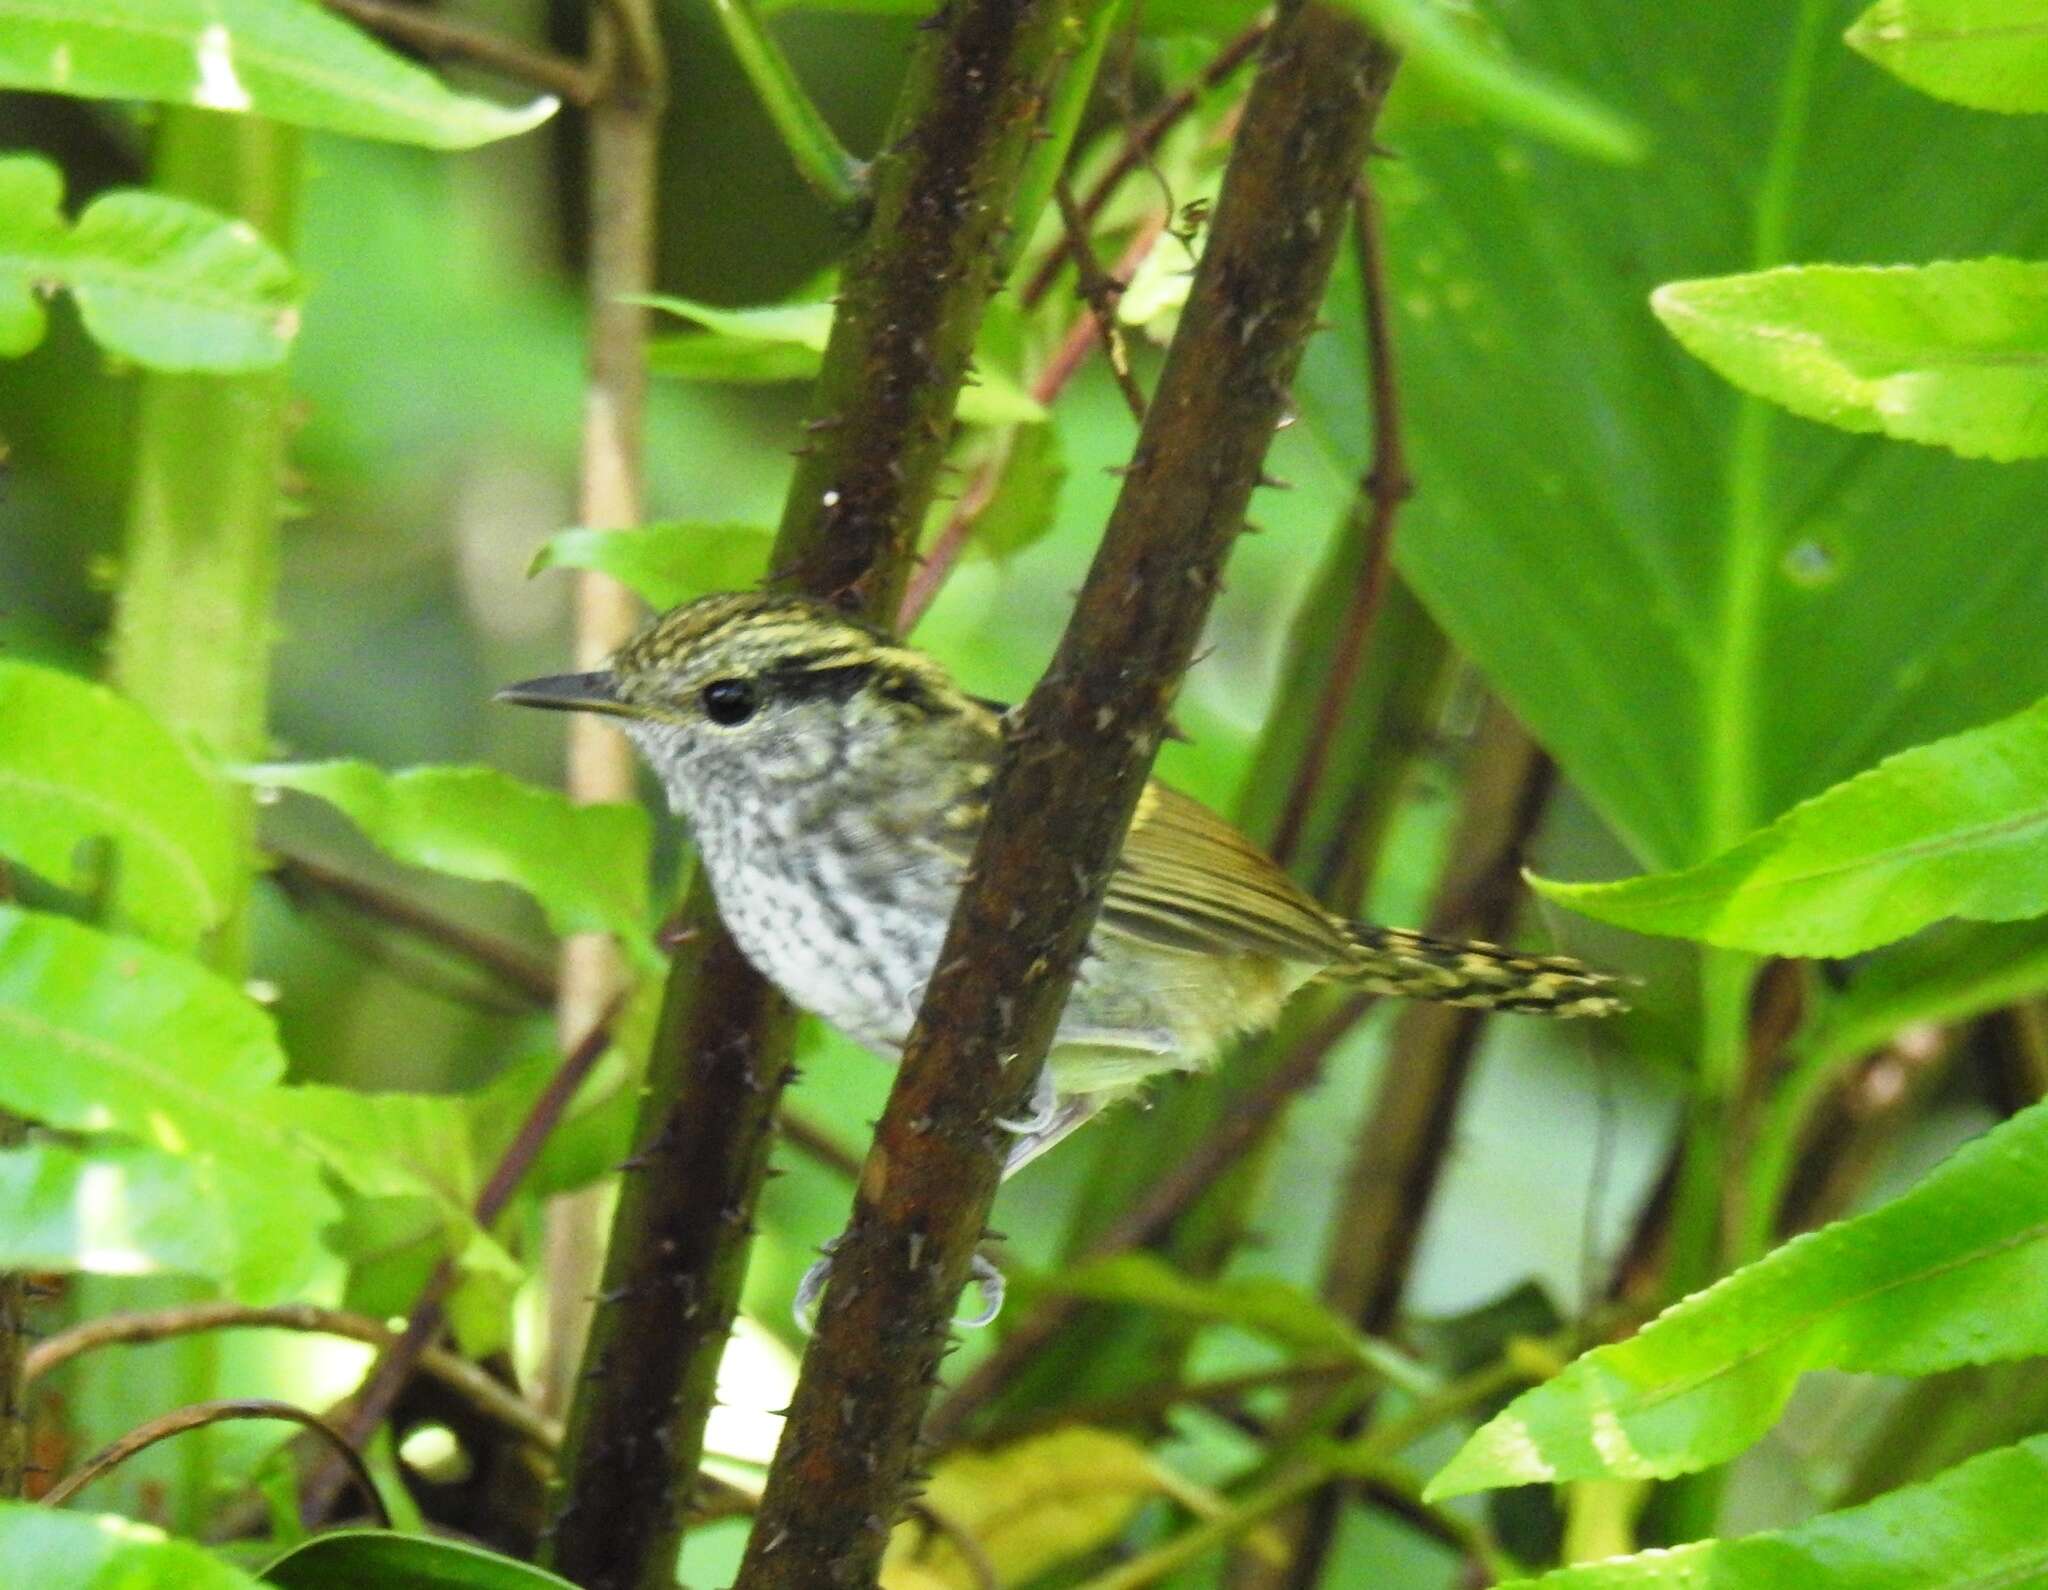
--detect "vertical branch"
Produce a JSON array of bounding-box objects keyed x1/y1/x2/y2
[
  {"x1": 543, "y1": 0, "x2": 1082, "y2": 1581},
  {"x1": 1268, "y1": 174, "x2": 1410, "y2": 870},
  {"x1": 109, "y1": 109, "x2": 300, "y2": 956},
  {"x1": 732, "y1": 12, "x2": 1399, "y2": 1586},
  {"x1": 538, "y1": 0, "x2": 668, "y2": 1419},
  {"x1": 1247, "y1": 701, "x2": 1554, "y2": 1590},
  {"x1": 103, "y1": 105, "x2": 300, "y2": 1531}
]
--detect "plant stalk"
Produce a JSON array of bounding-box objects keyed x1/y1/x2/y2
[
  {"x1": 733, "y1": 10, "x2": 1399, "y2": 1584},
  {"x1": 543, "y1": 0, "x2": 1081, "y2": 1576}
]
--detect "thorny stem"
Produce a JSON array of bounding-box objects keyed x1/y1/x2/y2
[
  {"x1": 1268, "y1": 175, "x2": 1412, "y2": 869},
  {"x1": 902, "y1": 18, "x2": 1266, "y2": 630},
  {"x1": 324, "y1": 0, "x2": 601, "y2": 104},
  {"x1": 733, "y1": 13, "x2": 1398, "y2": 1586},
  {"x1": 924, "y1": 990, "x2": 1371, "y2": 1447},
  {"x1": 264, "y1": 846, "x2": 863, "y2": 1179},
  {"x1": 545, "y1": 0, "x2": 1079, "y2": 1579},
  {"x1": 28, "y1": 1303, "x2": 560, "y2": 1454},
  {"x1": 46, "y1": 1401, "x2": 388, "y2": 1526},
  {"x1": 927, "y1": 532, "x2": 1448, "y2": 1450},
  {"x1": 1054, "y1": 176, "x2": 1147, "y2": 420}
]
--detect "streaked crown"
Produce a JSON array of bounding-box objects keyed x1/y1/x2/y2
[{"x1": 594, "y1": 593, "x2": 989, "y2": 808}]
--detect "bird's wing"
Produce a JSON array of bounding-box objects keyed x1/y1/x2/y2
[{"x1": 1097, "y1": 781, "x2": 1347, "y2": 964}]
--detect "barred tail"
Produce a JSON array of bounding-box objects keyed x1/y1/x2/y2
[{"x1": 1336, "y1": 924, "x2": 1627, "y2": 1018}]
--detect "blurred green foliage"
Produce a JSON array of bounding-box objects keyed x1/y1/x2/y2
[{"x1": 4, "y1": 0, "x2": 2048, "y2": 1585}]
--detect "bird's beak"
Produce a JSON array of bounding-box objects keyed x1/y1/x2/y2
[{"x1": 494, "y1": 670, "x2": 636, "y2": 717}]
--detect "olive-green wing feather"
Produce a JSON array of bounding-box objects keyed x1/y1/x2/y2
[{"x1": 1097, "y1": 782, "x2": 1347, "y2": 964}]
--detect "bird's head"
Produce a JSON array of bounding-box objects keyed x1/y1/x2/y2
[{"x1": 497, "y1": 592, "x2": 982, "y2": 817}]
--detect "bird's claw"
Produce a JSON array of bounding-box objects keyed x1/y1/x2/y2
[
  {"x1": 993, "y1": 1071, "x2": 1060, "y2": 1137},
  {"x1": 791, "y1": 1239, "x2": 1006, "y2": 1334}
]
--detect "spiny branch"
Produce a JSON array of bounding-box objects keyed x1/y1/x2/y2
[
  {"x1": 544, "y1": 0, "x2": 1082, "y2": 1579},
  {"x1": 733, "y1": 11, "x2": 1400, "y2": 1584}
]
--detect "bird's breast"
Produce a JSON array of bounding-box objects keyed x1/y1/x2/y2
[{"x1": 699, "y1": 805, "x2": 960, "y2": 1055}]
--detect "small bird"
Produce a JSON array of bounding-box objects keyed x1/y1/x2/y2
[{"x1": 501, "y1": 592, "x2": 1627, "y2": 1181}]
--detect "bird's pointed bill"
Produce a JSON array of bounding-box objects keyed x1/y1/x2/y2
[{"x1": 494, "y1": 671, "x2": 633, "y2": 716}]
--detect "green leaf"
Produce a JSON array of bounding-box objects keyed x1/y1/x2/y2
[
  {"x1": 0, "y1": 153, "x2": 297, "y2": 370},
  {"x1": 528, "y1": 523, "x2": 775, "y2": 608},
  {"x1": 639, "y1": 292, "x2": 834, "y2": 350},
  {"x1": 0, "y1": 153, "x2": 302, "y2": 370},
  {"x1": 0, "y1": 1137, "x2": 309, "y2": 1299},
  {"x1": 1427, "y1": 1094, "x2": 2048, "y2": 1498},
  {"x1": 970, "y1": 424, "x2": 1067, "y2": 562},
  {"x1": 1494, "y1": 1432, "x2": 2048, "y2": 1587},
  {"x1": 882, "y1": 1429, "x2": 1170, "y2": 1588},
  {"x1": 1334, "y1": 0, "x2": 1644, "y2": 162},
  {"x1": 1297, "y1": 3, "x2": 2048, "y2": 877},
  {"x1": 0, "y1": 907, "x2": 334, "y2": 1296},
  {"x1": 0, "y1": 1503, "x2": 261, "y2": 1590},
  {"x1": 240, "y1": 761, "x2": 653, "y2": 962},
  {"x1": 1534, "y1": 694, "x2": 2048, "y2": 955},
  {"x1": 262, "y1": 1529, "x2": 579, "y2": 1589},
  {"x1": 0, "y1": 0, "x2": 556, "y2": 148},
  {"x1": 268, "y1": 1083, "x2": 480, "y2": 1209},
  {"x1": 1653, "y1": 261, "x2": 2048, "y2": 461},
  {"x1": 1847, "y1": 0, "x2": 2048, "y2": 114},
  {"x1": 645, "y1": 335, "x2": 820, "y2": 384},
  {"x1": 640, "y1": 292, "x2": 1044, "y2": 423},
  {"x1": 0, "y1": 659, "x2": 238, "y2": 949}
]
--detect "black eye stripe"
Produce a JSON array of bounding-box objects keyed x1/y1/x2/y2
[{"x1": 760, "y1": 661, "x2": 878, "y2": 705}]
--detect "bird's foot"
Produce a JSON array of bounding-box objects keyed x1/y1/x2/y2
[
  {"x1": 792, "y1": 1239, "x2": 1006, "y2": 1335},
  {"x1": 993, "y1": 1070, "x2": 1060, "y2": 1137}
]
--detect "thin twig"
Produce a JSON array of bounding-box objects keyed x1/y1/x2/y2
[
  {"x1": 296, "y1": 998, "x2": 622, "y2": 1522},
  {"x1": 545, "y1": 0, "x2": 1073, "y2": 1574},
  {"x1": 267, "y1": 847, "x2": 556, "y2": 1005},
  {"x1": 734, "y1": 14, "x2": 1399, "y2": 1584},
  {"x1": 899, "y1": 216, "x2": 1168, "y2": 633},
  {"x1": 267, "y1": 845, "x2": 863, "y2": 1184},
  {"x1": 1054, "y1": 176, "x2": 1147, "y2": 420},
  {"x1": 970, "y1": 1359, "x2": 1359, "y2": 1448},
  {"x1": 46, "y1": 1400, "x2": 388, "y2": 1526},
  {"x1": 1268, "y1": 175, "x2": 1412, "y2": 869},
  {"x1": 1022, "y1": 17, "x2": 1270, "y2": 309},
  {"x1": 324, "y1": 0, "x2": 601, "y2": 104},
  {"x1": 903, "y1": 1499, "x2": 1002, "y2": 1590},
  {"x1": 27, "y1": 1303, "x2": 559, "y2": 1453}
]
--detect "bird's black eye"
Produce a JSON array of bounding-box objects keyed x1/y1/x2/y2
[{"x1": 701, "y1": 678, "x2": 758, "y2": 726}]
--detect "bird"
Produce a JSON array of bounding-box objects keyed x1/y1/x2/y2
[{"x1": 500, "y1": 592, "x2": 1626, "y2": 1319}]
